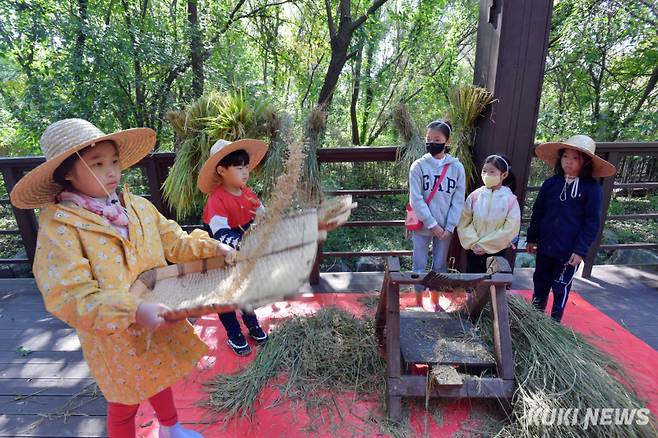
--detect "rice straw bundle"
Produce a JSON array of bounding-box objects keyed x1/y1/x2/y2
[
  {"x1": 299, "y1": 106, "x2": 325, "y2": 207},
  {"x1": 446, "y1": 85, "x2": 495, "y2": 192},
  {"x1": 259, "y1": 113, "x2": 293, "y2": 202},
  {"x1": 163, "y1": 90, "x2": 278, "y2": 220},
  {"x1": 392, "y1": 104, "x2": 425, "y2": 177}
]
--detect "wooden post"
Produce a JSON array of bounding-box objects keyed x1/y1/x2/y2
[
  {"x1": 490, "y1": 284, "x2": 515, "y2": 381},
  {"x1": 142, "y1": 157, "x2": 174, "y2": 219},
  {"x1": 473, "y1": 0, "x2": 554, "y2": 269},
  {"x1": 377, "y1": 256, "x2": 402, "y2": 419},
  {"x1": 374, "y1": 270, "x2": 389, "y2": 343},
  {"x1": 1, "y1": 167, "x2": 39, "y2": 262},
  {"x1": 582, "y1": 151, "x2": 622, "y2": 278},
  {"x1": 385, "y1": 279, "x2": 402, "y2": 420},
  {"x1": 309, "y1": 244, "x2": 322, "y2": 285}
]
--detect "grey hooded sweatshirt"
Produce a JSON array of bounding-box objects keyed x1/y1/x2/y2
[{"x1": 408, "y1": 153, "x2": 466, "y2": 235}]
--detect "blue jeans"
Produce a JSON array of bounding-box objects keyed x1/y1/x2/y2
[
  {"x1": 218, "y1": 311, "x2": 260, "y2": 339},
  {"x1": 411, "y1": 232, "x2": 452, "y2": 292}
]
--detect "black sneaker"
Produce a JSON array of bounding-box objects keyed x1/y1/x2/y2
[
  {"x1": 248, "y1": 326, "x2": 268, "y2": 346},
  {"x1": 227, "y1": 333, "x2": 252, "y2": 356}
]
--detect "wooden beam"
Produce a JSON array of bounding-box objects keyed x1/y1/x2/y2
[
  {"x1": 388, "y1": 375, "x2": 514, "y2": 398},
  {"x1": 375, "y1": 270, "x2": 389, "y2": 343},
  {"x1": 1, "y1": 168, "x2": 39, "y2": 263},
  {"x1": 473, "y1": 0, "x2": 554, "y2": 269}
]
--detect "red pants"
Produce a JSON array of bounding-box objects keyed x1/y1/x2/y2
[{"x1": 107, "y1": 387, "x2": 178, "y2": 438}]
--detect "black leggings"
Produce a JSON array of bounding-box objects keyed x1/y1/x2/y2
[{"x1": 465, "y1": 249, "x2": 508, "y2": 273}]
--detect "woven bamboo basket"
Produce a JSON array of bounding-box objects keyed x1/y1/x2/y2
[
  {"x1": 128, "y1": 196, "x2": 355, "y2": 321},
  {"x1": 130, "y1": 209, "x2": 319, "y2": 320}
]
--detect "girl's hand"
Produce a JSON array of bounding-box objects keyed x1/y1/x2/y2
[
  {"x1": 526, "y1": 243, "x2": 537, "y2": 254},
  {"x1": 472, "y1": 244, "x2": 485, "y2": 255},
  {"x1": 215, "y1": 243, "x2": 236, "y2": 265},
  {"x1": 568, "y1": 253, "x2": 583, "y2": 266},
  {"x1": 318, "y1": 219, "x2": 340, "y2": 233},
  {"x1": 431, "y1": 225, "x2": 445, "y2": 239},
  {"x1": 136, "y1": 302, "x2": 174, "y2": 331},
  {"x1": 440, "y1": 230, "x2": 453, "y2": 240}
]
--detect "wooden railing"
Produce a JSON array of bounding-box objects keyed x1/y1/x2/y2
[{"x1": 1, "y1": 142, "x2": 656, "y2": 281}]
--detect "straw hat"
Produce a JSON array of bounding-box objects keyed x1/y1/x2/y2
[
  {"x1": 197, "y1": 138, "x2": 268, "y2": 194},
  {"x1": 535, "y1": 135, "x2": 616, "y2": 177},
  {"x1": 10, "y1": 118, "x2": 156, "y2": 209}
]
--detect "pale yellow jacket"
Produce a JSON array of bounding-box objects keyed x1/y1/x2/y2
[
  {"x1": 457, "y1": 186, "x2": 521, "y2": 254},
  {"x1": 33, "y1": 188, "x2": 219, "y2": 404}
]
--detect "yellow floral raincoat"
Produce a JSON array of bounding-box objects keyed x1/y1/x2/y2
[{"x1": 33, "y1": 187, "x2": 220, "y2": 404}]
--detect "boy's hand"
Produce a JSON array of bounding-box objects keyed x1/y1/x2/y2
[
  {"x1": 568, "y1": 253, "x2": 583, "y2": 266},
  {"x1": 215, "y1": 243, "x2": 236, "y2": 265},
  {"x1": 526, "y1": 242, "x2": 537, "y2": 254},
  {"x1": 136, "y1": 302, "x2": 174, "y2": 331}
]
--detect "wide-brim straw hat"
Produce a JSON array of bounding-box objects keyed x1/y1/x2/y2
[
  {"x1": 197, "y1": 138, "x2": 268, "y2": 194},
  {"x1": 535, "y1": 135, "x2": 616, "y2": 178},
  {"x1": 130, "y1": 209, "x2": 320, "y2": 320},
  {"x1": 10, "y1": 118, "x2": 156, "y2": 209}
]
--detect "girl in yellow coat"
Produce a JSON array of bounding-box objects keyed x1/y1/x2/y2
[
  {"x1": 457, "y1": 154, "x2": 521, "y2": 273},
  {"x1": 10, "y1": 119, "x2": 233, "y2": 438}
]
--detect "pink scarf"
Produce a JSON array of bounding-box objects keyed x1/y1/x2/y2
[{"x1": 58, "y1": 190, "x2": 129, "y2": 227}]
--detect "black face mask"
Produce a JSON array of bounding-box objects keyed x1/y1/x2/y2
[{"x1": 426, "y1": 142, "x2": 446, "y2": 155}]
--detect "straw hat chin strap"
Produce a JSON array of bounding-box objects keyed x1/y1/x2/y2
[{"x1": 74, "y1": 148, "x2": 115, "y2": 200}]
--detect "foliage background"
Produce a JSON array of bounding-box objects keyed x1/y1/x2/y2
[{"x1": 0, "y1": 0, "x2": 656, "y2": 269}]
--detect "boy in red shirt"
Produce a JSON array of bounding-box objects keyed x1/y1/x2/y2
[{"x1": 197, "y1": 139, "x2": 269, "y2": 355}]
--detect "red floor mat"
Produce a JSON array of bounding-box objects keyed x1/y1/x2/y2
[{"x1": 132, "y1": 291, "x2": 658, "y2": 437}]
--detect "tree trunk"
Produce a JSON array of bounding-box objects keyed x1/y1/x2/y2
[
  {"x1": 317, "y1": 34, "x2": 351, "y2": 107},
  {"x1": 121, "y1": 0, "x2": 147, "y2": 127},
  {"x1": 73, "y1": 0, "x2": 88, "y2": 82},
  {"x1": 359, "y1": 38, "x2": 375, "y2": 145},
  {"x1": 188, "y1": 0, "x2": 204, "y2": 98},
  {"x1": 316, "y1": 0, "x2": 389, "y2": 108},
  {"x1": 350, "y1": 41, "x2": 364, "y2": 145}
]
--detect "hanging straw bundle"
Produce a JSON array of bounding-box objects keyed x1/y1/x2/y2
[
  {"x1": 446, "y1": 85, "x2": 495, "y2": 192},
  {"x1": 478, "y1": 295, "x2": 656, "y2": 438},
  {"x1": 258, "y1": 112, "x2": 293, "y2": 203},
  {"x1": 163, "y1": 90, "x2": 275, "y2": 220},
  {"x1": 392, "y1": 104, "x2": 426, "y2": 177},
  {"x1": 298, "y1": 106, "x2": 325, "y2": 207}
]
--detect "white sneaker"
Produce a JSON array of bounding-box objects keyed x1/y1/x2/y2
[{"x1": 158, "y1": 422, "x2": 203, "y2": 438}]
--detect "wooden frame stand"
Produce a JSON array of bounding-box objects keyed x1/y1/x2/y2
[{"x1": 374, "y1": 257, "x2": 515, "y2": 420}]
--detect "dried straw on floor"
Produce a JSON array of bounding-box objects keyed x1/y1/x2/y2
[
  {"x1": 204, "y1": 307, "x2": 385, "y2": 421},
  {"x1": 205, "y1": 295, "x2": 657, "y2": 436},
  {"x1": 478, "y1": 295, "x2": 657, "y2": 438}
]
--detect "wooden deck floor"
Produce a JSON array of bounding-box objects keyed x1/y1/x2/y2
[{"x1": 0, "y1": 265, "x2": 656, "y2": 437}]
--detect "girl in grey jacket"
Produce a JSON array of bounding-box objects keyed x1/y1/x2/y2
[{"x1": 408, "y1": 120, "x2": 466, "y2": 309}]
